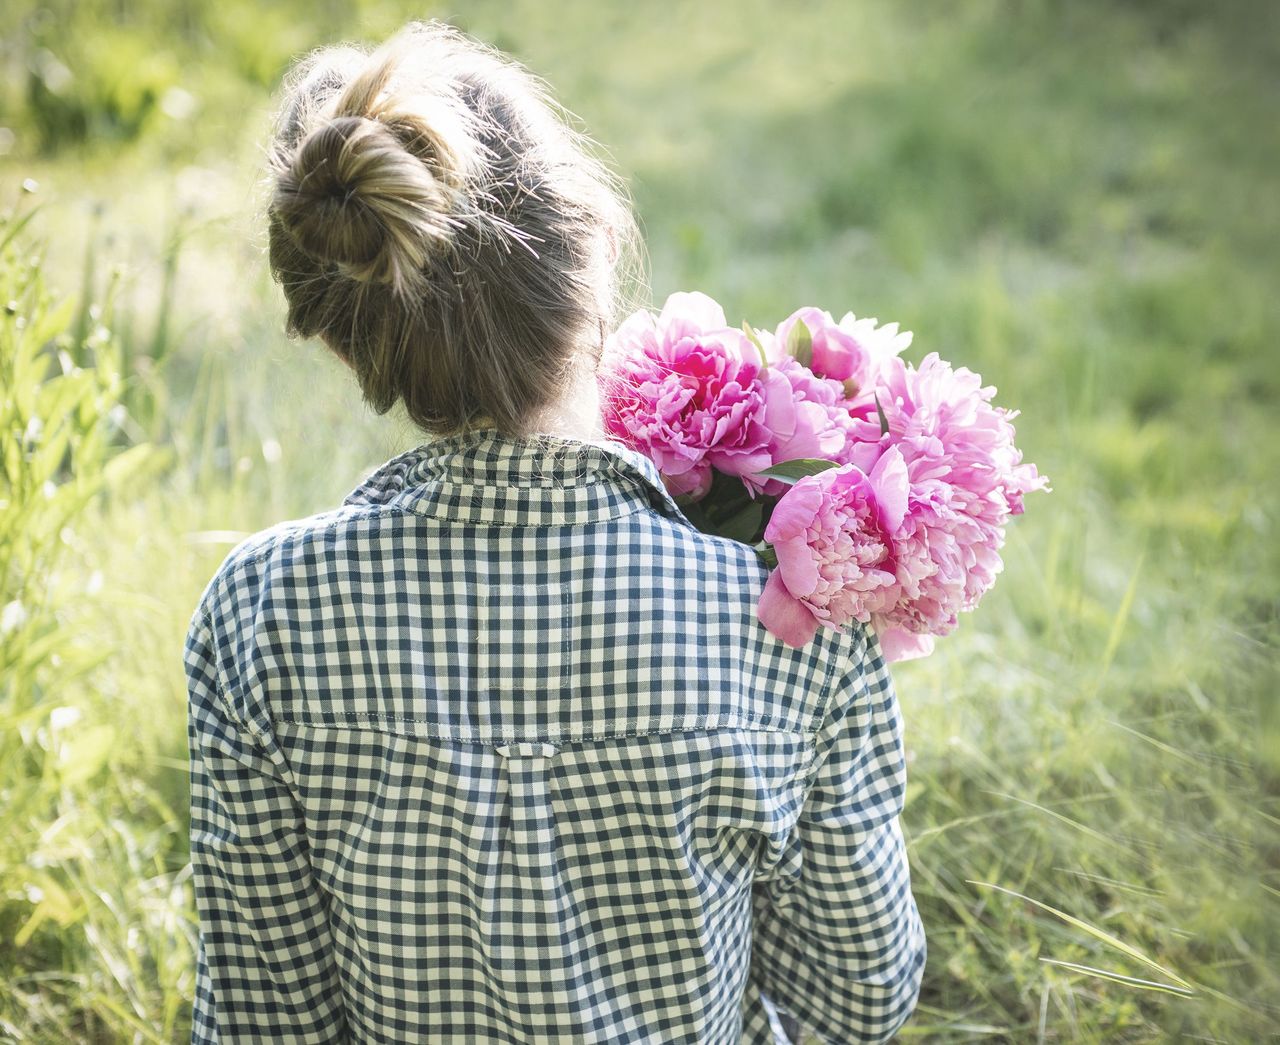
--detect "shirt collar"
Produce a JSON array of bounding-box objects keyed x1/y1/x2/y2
[{"x1": 344, "y1": 427, "x2": 689, "y2": 527}]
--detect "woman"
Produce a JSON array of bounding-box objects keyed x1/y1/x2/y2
[{"x1": 185, "y1": 20, "x2": 925, "y2": 1044}]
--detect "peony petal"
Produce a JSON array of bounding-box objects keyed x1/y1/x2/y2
[
  {"x1": 660, "y1": 291, "x2": 729, "y2": 340},
  {"x1": 757, "y1": 366, "x2": 799, "y2": 440},
  {"x1": 757, "y1": 568, "x2": 820, "y2": 648},
  {"x1": 843, "y1": 438, "x2": 885, "y2": 476},
  {"x1": 874, "y1": 623, "x2": 935, "y2": 663},
  {"x1": 604, "y1": 310, "x2": 658, "y2": 365},
  {"x1": 811, "y1": 326, "x2": 862, "y2": 383},
  {"x1": 663, "y1": 461, "x2": 712, "y2": 499},
  {"x1": 773, "y1": 535, "x2": 821, "y2": 599},
  {"x1": 869, "y1": 444, "x2": 910, "y2": 532},
  {"x1": 762, "y1": 481, "x2": 823, "y2": 543}
]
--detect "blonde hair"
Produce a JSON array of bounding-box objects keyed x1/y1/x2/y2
[{"x1": 264, "y1": 21, "x2": 641, "y2": 437}]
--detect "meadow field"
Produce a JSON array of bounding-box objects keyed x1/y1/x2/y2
[{"x1": 1, "y1": 0, "x2": 1277, "y2": 1041}]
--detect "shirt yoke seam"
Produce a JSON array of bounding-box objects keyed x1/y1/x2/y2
[
  {"x1": 225, "y1": 500, "x2": 691, "y2": 558},
  {"x1": 270, "y1": 713, "x2": 820, "y2": 743},
  {"x1": 241, "y1": 503, "x2": 420, "y2": 566}
]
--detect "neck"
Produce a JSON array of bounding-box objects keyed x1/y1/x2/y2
[{"x1": 529, "y1": 362, "x2": 606, "y2": 442}]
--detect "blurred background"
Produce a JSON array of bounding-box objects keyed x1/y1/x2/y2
[{"x1": 1, "y1": 0, "x2": 1276, "y2": 1041}]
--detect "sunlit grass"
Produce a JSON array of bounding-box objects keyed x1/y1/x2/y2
[{"x1": 2, "y1": 0, "x2": 1277, "y2": 1041}]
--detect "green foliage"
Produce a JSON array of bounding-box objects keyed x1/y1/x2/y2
[
  {"x1": 2, "y1": 0, "x2": 1278, "y2": 1041},
  {"x1": 22, "y1": 26, "x2": 181, "y2": 153},
  {"x1": 754, "y1": 458, "x2": 837, "y2": 484},
  {"x1": 1, "y1": 0, "x2": 425, "y2": 156},
  {"x1": 675, "y1": 467, "x2": 767, "y2": 544},
  {"x1": 0, "y1": 216, "x2": 183, "y2": 1041}
]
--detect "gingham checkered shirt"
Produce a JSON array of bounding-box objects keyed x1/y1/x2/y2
[{"x1": 186, "y1": 427, "x2": 925, "y2": 1044}]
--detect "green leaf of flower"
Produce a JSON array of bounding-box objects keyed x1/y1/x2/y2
[
  {"x1": 786, "y1": 318, "x2": 813, "y2": 369},
  {"x1": 754, "y1": 458, "x2": 838, "y2": 484},
  {"x1": 874, "y1": 392, "x2": 890, "y2": 437},
  {"x1": 742, "y1": 321, "x2": 768, "y2": 370},
  {"x1": 754, "y1": 543, "x2": 779, "y2": 569},
  {"x1": 717, "y1": 501, "x2": 764, "y2": 544}
]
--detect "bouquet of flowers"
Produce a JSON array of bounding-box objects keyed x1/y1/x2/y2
[{"x1": 598, "y1": 292, "x2": 1049, "y2": 662}]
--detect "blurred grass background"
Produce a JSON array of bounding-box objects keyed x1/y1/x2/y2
[{"x1": 1, "y1": 0, "x2": 1277, "y2": 1041}]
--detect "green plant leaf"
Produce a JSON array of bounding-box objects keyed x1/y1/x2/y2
[
  {"x1": 673, "y1": 495, "x2": 711, "y2": 534},
  {"x1": 14, "y1": 882, "x2": 87, "y2": 948},
  {"x1": 27, "y1": 295, "x2": 76, "y2": 352},
  {"x1": 874, "y1": 393, "x2": 890, "y2": 437},
  {"x1": 786, "y1": 318, "x2": 813, "y2": 369},
  {"x1": 755, "y1": 458, "x2": 838, "y2": 484},
  {"x1": 103, "y1": 442, "x2": 166, "y2": 490},
  {"x1": 716, "y1": 500, "x2": 764, "y2": 544},
  {"x1": 0, "y1": 205, "x2": 43, "y2": 253},
  {"x1": 59, "y1": 724, "x2": 117, "y2": 787},
  {"x1": 742, "y1": 321, "x2": 768, "y2": 370}
]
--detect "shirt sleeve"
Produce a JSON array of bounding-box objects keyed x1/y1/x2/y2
[
  {"x1": 185, "y1": 608, "x2": 349, "y2": 1044},
  {"x1": 748, "y1": 624, "x2": 927, "y2": 1044}
]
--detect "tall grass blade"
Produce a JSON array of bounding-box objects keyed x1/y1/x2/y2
[
  {"x1": 1040, "y1": 958, "x2": 1196, "y2": 996},
  {"x1": 0, "y1": 205, "x2": 43, "y2": 253},
  {"x1": 1093, "y1": 548, "x2": 1145, "y2": 693},
  {"x1": 969, "y1": 880, "x2": 1193, "y2": 991}
]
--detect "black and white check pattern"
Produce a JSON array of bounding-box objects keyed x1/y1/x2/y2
[{"x1": 186, "y1": 427, "x2": 925, "y2": 1043}]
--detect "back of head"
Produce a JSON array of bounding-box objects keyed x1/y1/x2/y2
[{"x1": 265, "y1": 21, "x2": 639, "y2": 437}]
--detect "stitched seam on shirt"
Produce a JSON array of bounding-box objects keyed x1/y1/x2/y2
[
  {"x1": 203, "y1": 506, "x2": 819, "y2": 744},
  {"x1": 797, "y1": 626, "x2": 865, "y2": 791},
  {"x1": 241, "y1": 503, "x2": 420, "y2": 566},
  {"x1": 192, "y1": 608, "x2": 307, "y2": 802},
  {"x1": 228, "y1": 502, "x2": 655, "y2": 558},
  {"x1": 194, "y1": 607, "x2": 246, "y2": 733},
  {"x1": 203, "y1": 578, "x2": 830, "y2": 749},
  {"x1": 396, "y1": 500, "x2": 646, "y2": 524},
  {"x1": 270, "y1": 715, "x2": 810, "y2": 742}
]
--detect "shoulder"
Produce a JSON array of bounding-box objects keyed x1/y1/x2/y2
[
  {"x1": 654, "y1": 508, "x2": 768, "y2": 568},
  {"x1": 191, "y1": 500, "x2": 397, "y2": 632},
  {"x1": 620, "y1": 506, "x2": 775, "y2": 610},
  {"x1": 633, "y1": 507, "x2": 869, "y2": 721}
]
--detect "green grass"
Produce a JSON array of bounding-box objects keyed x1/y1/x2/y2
[{"x1": 2, "y1": 0, "x2": 1277, "y2": 1040}]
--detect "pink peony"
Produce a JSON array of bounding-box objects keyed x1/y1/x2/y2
[
  {"x1": 846, "y1": 353, "x2": 1049, "y2": 656},
  {"x1": 602, "y1": 292, "x2": 1049, "y2": 661},
  {"x1": 773, "y1": 306, "x2": 912, "y2": 398},
  {"x1": 756, "y1": 447, "x2": 910, "y2": 649},
  {"x1": 600, "y1": 292, "x2": 796, "y2": 500},
  {"x1": 747, "y1": 345, "x2": 849, "y2": 497}
]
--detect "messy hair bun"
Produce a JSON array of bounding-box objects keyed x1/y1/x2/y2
[
  {"x1": 265, "y1": 21, "x2": 639, "y2": 437},
  {"x1": 272, "y1": 116, "x2": 455, "y2": 295}
]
